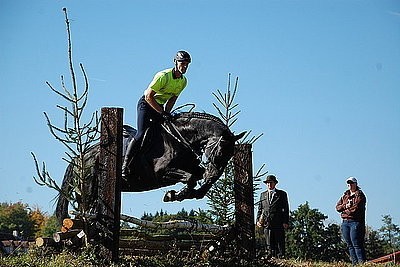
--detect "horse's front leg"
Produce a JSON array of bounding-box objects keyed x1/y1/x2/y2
[
  {"x1": 163, "y1": 181, "x2": 198, "y2": 202},
  {"x1": 193, "y1": 180, "x2": 214, "y2": 199},
  {"x1": 165, "y1": 166, "x2": 221, "y2": 202},
  {"x1": 162, "y1": 168, "x2": 201, "y2": 202},
  {"x1": 163, "y1": 183, "x2": 196, "y2": 202},
  {"x1": 192, "y1": 164, "x2": 223, "y2": 199}
]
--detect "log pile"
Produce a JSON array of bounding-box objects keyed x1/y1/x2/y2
[
  {"x1": 0, "y1": 218, "x2": 87, "y2": 255},
  {"x1": 35, "y1": 218, "x2": 86, "y2": 249}
]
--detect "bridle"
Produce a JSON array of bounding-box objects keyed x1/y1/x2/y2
[{"x1": 161, "y1": 120, "x2": 224, "y2": 170}]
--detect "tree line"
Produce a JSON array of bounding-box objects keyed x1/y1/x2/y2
[
  {"x1": 0, "y1": 202, "x2": 58, "y2": 239},
  {"x1": 1, "y1": 199, "x2": 399, "y2": 262},
  {"x1": 129, "y1": 203, "x2": 399, "y2": 262}
]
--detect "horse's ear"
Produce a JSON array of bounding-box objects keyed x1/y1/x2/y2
[{"x1": 233, "y1": 131, "x2": 246, "y2": 141}]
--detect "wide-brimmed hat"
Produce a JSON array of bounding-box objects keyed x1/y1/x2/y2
[{"x1": 263, "y1": 175, "x2": 278, "y2": 184}]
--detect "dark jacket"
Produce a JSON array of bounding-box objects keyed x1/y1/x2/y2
[
  {"x1": 336, "y1": 188, "x2": 366, "y2": 222},
  {"x1": 257, "y1": 189, "x2": 289, "y2": 229}
]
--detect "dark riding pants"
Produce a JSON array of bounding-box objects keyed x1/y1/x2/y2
[
  {"x1": 135, "y1": 96, "x2": 163, "y2": 141},
  {"x1": 123, "y1": 96, "x2": 163, "y2": 172}
]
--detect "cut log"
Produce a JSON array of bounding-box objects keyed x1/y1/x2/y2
[
  {"x1": 53, "y1": 229, "x2": 83, "y2": 243},
  {"x1": 60, "y1": 225, "x2": 69, "y2": 233},
  {"x1": 35, "y1": 237, "x2": 56, "y2": 247},
  {"x1": 62, "y1": 218, "x2": 84, "y2": 232}
]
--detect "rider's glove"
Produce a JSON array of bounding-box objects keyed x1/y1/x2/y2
[{"x1": 161, "y1": 111, "x2": 172, "y2": 122}]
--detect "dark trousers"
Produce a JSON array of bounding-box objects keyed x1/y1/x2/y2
[
  {"x1": 135, "y1": 96, "x2": 163, "y2": 141},
  {"x1": 264, "y1": 227, "x2": 285, "y2": 258},
  {"x1": 123, "y1": 96, "x2": 162, "y2": 172}
]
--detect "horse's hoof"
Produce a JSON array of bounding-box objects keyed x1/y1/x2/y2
[{"x1": 163, "y1": 190, "x2": 176, "y2": 202}]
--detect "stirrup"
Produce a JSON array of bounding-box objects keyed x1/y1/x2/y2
[
  {"x1": 121, "y1": 159, "x2": 131, "y2": 177},
  {"x1": 122, "y1": 167, "x2": 130, "y2": 177}
]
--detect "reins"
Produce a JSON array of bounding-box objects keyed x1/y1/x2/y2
[
  {"x1": 161, "y1": 117, "x2": 224, "y2": 170},
  {"x1": 161, "y1": 122, "x2": 202, "y2": 163}
]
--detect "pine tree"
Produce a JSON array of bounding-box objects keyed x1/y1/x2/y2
[
  {"x1": 379, "y1": 214, "x2": 400, "y2": 253},
  {"x1": 365, "y1": 226, "x2": 387, "y2": 259},
  {"x1": 206, "y1": 74, "x2": 266, "y2": 225},
  {"x1": 286, "y1": 202, "x2": 327, "y2": 260}
]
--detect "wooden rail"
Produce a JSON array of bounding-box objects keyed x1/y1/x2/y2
[{"x1": 370, "y1": 250, "x2": 400, "y2": 264}]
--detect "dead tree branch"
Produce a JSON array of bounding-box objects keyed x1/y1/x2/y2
[{"x1": 31, "y1": 8, "x2": 99, "y2": 217}]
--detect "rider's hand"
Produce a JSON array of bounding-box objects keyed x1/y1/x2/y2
[{"x1": 161, "y1": 111, "x2": 172, "y2": 122}]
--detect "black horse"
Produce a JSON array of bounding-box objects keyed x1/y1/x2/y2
[{"x1": 56, "y1": 112, "x2": 244, "y2": 221}]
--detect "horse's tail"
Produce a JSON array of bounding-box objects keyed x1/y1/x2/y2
[{"x1": 55, "y1": 163, "x2": 74, "y2": 225}]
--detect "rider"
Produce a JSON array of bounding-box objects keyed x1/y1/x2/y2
[{"x1": 122, "y1": 50, "x2": 192, "y2": 177}]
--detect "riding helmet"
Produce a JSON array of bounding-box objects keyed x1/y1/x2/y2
[{"x1": 174, "y1": 50, "x2": 191, "y2": 63}]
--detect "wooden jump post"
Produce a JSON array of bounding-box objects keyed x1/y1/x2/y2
[
  {"x1": 97, "y1": 107, "x2": 255, "y2": 261},
  {"x1": 233, "y1": 144, "x2": 255, "y2": 259},
  {"x1": 98, "y1": 107, "x2": 123, "y2": 261}
]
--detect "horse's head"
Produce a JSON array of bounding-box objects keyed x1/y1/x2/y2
[
  {"x1": 171, "y1": 112, "x2": 244, "y2": 179},
  {"x1": 172, "y1": 113, "x2": 245, "y2": 166},
  {"x1": 203, "y1": 130, "x2": 246, "y2": 174}
]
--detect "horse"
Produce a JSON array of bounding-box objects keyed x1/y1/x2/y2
[{"x1": 56, "y1": 112, "x2": 245, "y2": 222}]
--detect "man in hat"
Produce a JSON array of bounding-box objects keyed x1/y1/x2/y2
[{"x1": 256, "y1": 174, "x2": 290, "y2": 258}]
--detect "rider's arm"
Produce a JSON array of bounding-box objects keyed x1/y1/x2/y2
[
  {"x1": 164, "y1": 95, "x2": 178, "y2": 113},
  {"x1": 144, "y1": 88, "x2": 164, "y2": 114}
]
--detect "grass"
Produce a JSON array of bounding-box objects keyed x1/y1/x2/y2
[{"x1": 0, "y1": 247, "x2": 396, "y2": 267}]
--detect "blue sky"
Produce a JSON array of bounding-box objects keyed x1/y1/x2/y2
[{"x1": 0, "y1": 0, "x2": 399, "y2": 230}]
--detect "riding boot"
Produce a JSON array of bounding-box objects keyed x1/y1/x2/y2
[{"x1": 122, "y1": 138, "x2": 140, "y2": 177}]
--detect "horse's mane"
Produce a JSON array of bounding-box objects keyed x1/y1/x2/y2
[{"x1": 174, "y1": 112, "x2": 225, "y2": 126}]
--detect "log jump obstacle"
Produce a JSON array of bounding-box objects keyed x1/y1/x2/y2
[{"x1": 96, "y1": 107, "x2": 255, "y2": 261}]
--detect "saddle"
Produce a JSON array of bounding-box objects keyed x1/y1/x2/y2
[
  {"x1": 123, "y1": 123, "x2": 165, "y2": 164},
  {"x1": 122, "y1": 125, "x2": 136, "y2": 157}
]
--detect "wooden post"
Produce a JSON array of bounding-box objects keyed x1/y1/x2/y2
[
  {"x1": 98, "y1": 107, "x2": 123, "y2": 262},
  {"x1": 233, "y1": 144, "x2": 255, "y2": 259}
]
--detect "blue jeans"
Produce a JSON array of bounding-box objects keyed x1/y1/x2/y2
[{"x1": 341, "y1": 220, "x2": 366, "y2": 264}]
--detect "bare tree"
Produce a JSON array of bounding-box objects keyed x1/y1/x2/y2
[{"x1": 31, "y1": 8, "x2": 100, "y2": 218}]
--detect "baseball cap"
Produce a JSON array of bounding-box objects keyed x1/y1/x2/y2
[{"x1": 346, "y1": 177, "x2": 357, "y2": 184}]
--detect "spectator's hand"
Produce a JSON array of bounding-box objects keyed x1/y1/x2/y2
[
  {"x1": 283, "y1": 223, "x2": 289, "y2": 230},
  {"x1": 161, "y1": 111, "x2": 172, "y2": 122},
  {"x1": 345, "y1": 200, "x2": 353, "y2": 209},
  {"x1": 256, "y1": 221, "x2": 263, "y2": 228}
]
